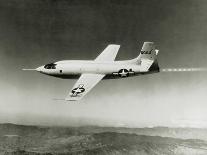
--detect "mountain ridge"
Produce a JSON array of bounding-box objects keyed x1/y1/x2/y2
[{"x1": 0, "y1": 123, "x2": 207, "y2": 155}]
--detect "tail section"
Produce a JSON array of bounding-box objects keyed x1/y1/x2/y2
[
  {"x1": 140, "y1": 42, "x2": 157, "y2": 61},
  {"x1": 135, "y1": 42, "x2": 159, "y2": 72}
]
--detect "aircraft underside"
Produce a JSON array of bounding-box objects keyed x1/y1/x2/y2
[{"x1": 46, "y1": 70, "x2": 159, "y2": 80}]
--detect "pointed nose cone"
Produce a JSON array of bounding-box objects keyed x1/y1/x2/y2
[{"x1": 36, "y1": 66, "x2": 42, "y2": 72}]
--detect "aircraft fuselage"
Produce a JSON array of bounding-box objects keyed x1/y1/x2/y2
[{"x1": 37, "y1": 60, "x2": 159, "y2": 79}]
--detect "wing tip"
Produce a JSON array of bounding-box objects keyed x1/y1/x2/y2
[
  {"x1": 52, "y1": 98, "x2": 80, "y2": 102},
  {"x1": 65, "y1": 97, "x2": 80, "y2": 101},
  {"x1": 108, "y1": 44, "x2": 120, "y2": 47}
]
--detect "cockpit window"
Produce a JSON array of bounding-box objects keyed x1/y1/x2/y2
[{"x1": 44, "y1": 63, "x2": 56, "y2": 69}]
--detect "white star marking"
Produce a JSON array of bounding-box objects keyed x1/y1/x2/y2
[
  {"x1": 73, "y1": 88, "x2": 82, "y2": 94},
  {"x1": 119, "y1": 70, "x2": 128, "y2": 77}
]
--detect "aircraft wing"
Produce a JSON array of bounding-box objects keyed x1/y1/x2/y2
[
  {"x1": 95, "y1": 44, "x2": 120, "y2": 61},
  {"x1": 65, "y1": 73, "x2": 105, "y2": 101}
]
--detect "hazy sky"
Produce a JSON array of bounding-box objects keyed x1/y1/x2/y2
[{"x1": 0, "y1": 0, "x2": 207, "y2": 128}]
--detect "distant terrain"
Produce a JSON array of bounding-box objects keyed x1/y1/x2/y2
[{"x1": 0, "y1": 123, "x2": 207, "y2": 155}]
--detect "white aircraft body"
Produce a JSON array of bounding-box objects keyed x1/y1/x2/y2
[{"x1": 23, "y1": 42, "x2": 159, "y2": 101}]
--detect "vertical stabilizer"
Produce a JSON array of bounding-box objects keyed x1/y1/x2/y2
[
  {"x1": 136, "y1": 42, "x2": 159, "y2": 71},
  {"x1": 140, "y1": 42, "x2": 156, "y2": 60}
]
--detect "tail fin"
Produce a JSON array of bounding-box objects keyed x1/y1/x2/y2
[
  {"x1": 137, "y1": 42, "x2": 159, "y2": 72},
  {"x1": 140, "y1": 42, "x2": 157, "y2": 60}
]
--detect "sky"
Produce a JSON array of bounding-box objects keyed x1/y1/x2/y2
[{"x1": 0, "y1": 0, "x2": 207, "y2": 128}]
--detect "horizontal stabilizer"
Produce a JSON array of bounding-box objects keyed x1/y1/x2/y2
[{"x1": 140, "y1": 59, "x2": 154, "y2": 71}]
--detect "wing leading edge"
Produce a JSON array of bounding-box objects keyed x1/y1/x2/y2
[
  {"x1": 65, "y1": 73, "x2": 105, "y2": 101},
  {"x1": 95, "y1": 44, "x2": 120, "y2": 61}
]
